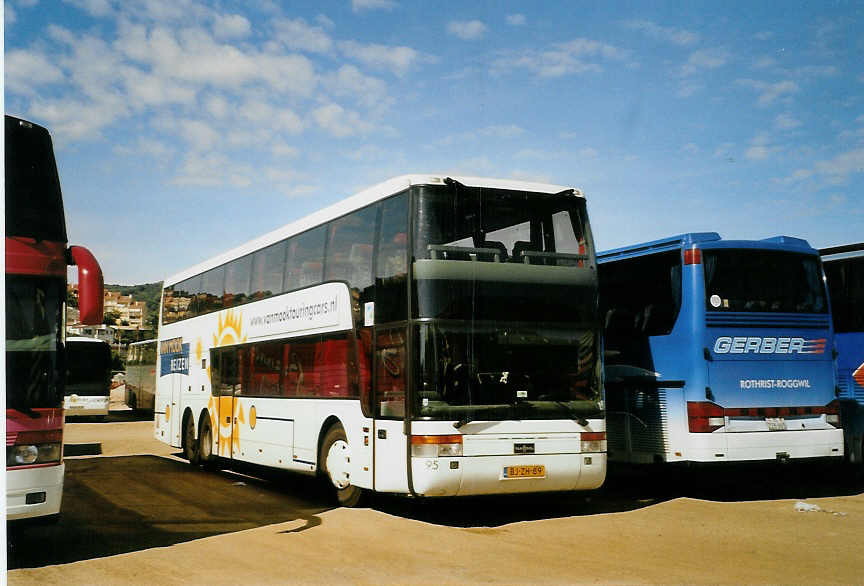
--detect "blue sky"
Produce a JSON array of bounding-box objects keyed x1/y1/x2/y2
[{"x1": 5, "y1": 0, "x2": 863, "y2": 284}]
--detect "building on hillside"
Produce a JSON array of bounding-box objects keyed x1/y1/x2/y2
[{"x1": 103, "y1": 290, "x2": 148, "y2": 329}]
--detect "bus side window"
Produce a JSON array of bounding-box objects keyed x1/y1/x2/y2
[
  {"x1": 376, "y1": 327, "x2": 406, "y2": 418},
  {"x1": 250, "y1": 240, "x2": 287, "y2": 300},
  {"x1": 315, "y1": 335, "x2": 352, "y2": 397},
  {"x1": 200, "y1": 266, "x2": 225, "y2": 315},
  {"x1": 326, "y1": 205, "x2": 377, "y2": 292},
  {"x1": 247, "y1": 342, "x2": 281, "y2": 396},
  {"x1": 286, "y1": 226, "x2": 326, "y2": 290},
  {"x1": 375, "y1": 192, "x2": 409, "y2": 323},
  {"x1": 224, "y1": 254, "x2": 252, "y2": 309}
]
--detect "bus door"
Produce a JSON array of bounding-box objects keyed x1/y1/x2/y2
[
  {"x1": 212, "y1": 346, "x2": 243, "y2": 459},
  {"x1": 373, "y1": 328, "x2": 410, "y2": 492},
  {"x1": 169, "y1": 374, "x2": 184, "y2": 446}
]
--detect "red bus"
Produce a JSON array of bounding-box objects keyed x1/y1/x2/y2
[{"x1": 5, "y1": 115, "x2": 104, "y2": 522}]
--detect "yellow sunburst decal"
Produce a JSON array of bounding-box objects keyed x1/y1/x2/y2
[
  {"x1": 205, "y1": 309, "x2": 248, "y2": 456},
  {"x1": 213, "y1": 309, "x2": 246, "y2": 348}
]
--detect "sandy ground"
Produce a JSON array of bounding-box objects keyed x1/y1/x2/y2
[{"x1": 8, "y1": 415, "x2": 864, "y2": 585}]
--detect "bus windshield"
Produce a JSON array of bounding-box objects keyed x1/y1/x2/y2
[
  {"x1": 703, "y1": 250, "x2": 827, "y2": 314},
  {"x1": 5, "y1": 275, "x2": 64, "y2": 409},
  {"x1": 4, "y1": 116, "x2": 66, "y2": 242},
  {"x1": 412, "y1": 184, "x2": 595, "y2": 322},
  {"x1": 66, "y1": 341, "x2": 112, "y2": 397},
  {"x1": 414, "y1": 322, "x2": 601, "y2": 422}
]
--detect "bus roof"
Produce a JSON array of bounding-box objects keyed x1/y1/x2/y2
[
  {"x1": 819, "y1": 242, "x2": 864, "y2": 260},
  {"x1": 164, "y1": 174, "x2": 582, "y2": 286},
  {"x1": 598, "y1": 232, "x2": 816, "y2": 262}
]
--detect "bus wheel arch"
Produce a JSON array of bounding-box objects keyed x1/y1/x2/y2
[
  {"x1": 182, "y1": 409, "x2": 200, "y2": 465},
  {"x1": 318, "y1": 419, "x2": 365, "y2": 507}
]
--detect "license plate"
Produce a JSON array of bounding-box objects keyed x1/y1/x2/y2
[
  {"x1": 503, "y1": 465, "x2": 545, "y2": 479},
  {"x1": 69, "y1": 405, "x2": 84, "y2": 409},
  {"x1": 766, "y1": 417, "x2": 787, "y2": 431}
]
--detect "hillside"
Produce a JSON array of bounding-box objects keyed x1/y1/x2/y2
[{"x1": 104, "y1": 282, "x2": 162, "y2": 329}]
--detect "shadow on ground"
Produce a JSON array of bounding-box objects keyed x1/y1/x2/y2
[
  {"x1": 371, "y1": 461, "x2": 864, "y2": 528},
  {"x1": 7, "y1": 456, "x2": 334, "y2": 570}
]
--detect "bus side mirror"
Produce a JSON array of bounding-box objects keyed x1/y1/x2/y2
[{"x1": 69, "y1": 245, "x2": 104, "y2": 325}]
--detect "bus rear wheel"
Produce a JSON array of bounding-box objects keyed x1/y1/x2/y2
[
  {"x1": 320, "y1": 424, "x2": 365, "y2": 507},
  {"x1": 199, "y1": 418, "x2": 218, "y2": 471},
  {"x1": 183, "y1": 414, "x2": 200, "y2": 465}
]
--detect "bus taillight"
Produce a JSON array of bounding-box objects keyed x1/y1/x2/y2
[
  {"x1": 411, "y1": 434, "x2": 463, "y2": 457},
  {"x1": 687, "y1": 401, "x2": 725, "y2": 433},
  {"x1": 819, "y1": 400, "x2": 842, "y2": 428},
  {"x1": 580, "y1": 431, "x2": 607, "y2": 453}
]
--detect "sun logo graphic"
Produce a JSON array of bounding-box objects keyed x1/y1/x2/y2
[{"x1": 207, "y1": 309, "x2": 248, "y2": 457}]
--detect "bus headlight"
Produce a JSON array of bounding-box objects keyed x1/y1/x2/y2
[
  {"x1": 7, "y1": 429, "x2": 63, "y2": 467},
  {"x1": 6, "y1": 443, "x2": 61, "y2": 466},
  {"x1": 411, "y1": 434, "x2": 463, "y2": 458}
]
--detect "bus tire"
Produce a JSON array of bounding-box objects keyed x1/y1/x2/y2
[
  {"x1": 320, "y1": 424, "x2": 365, "y2": 507},
  {"x1": 183, "y1": 414, "x2": 200, "y2": 465},
  {"x1": 199, "y1": 418, "x2": 218, "y2": 471}
]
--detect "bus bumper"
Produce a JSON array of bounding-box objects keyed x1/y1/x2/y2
[
  {"x1": 683, "y1": 429, "x2": 844, "y2": 463},
  {"x1": 6, "y1": 462, "x2": 64, "y2": 520},
  {"x1": 410, "y1": 453, "x2": 606, "y2": 497}
]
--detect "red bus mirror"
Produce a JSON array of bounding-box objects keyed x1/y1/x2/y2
[{"x1": 68, "y1": 245, "x2": 104, "y2": 324}]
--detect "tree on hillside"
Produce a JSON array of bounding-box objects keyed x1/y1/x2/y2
[{"x1": 103, "y1": 310, "x2": 121, "y2": 326}]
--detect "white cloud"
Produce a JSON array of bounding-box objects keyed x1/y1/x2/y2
[
  {"x1": 312, "y1": 103, "x2": 374, "y2": 137},
  {"x1": 814, "y1": 148, "x2": 864, "y2": 184},
  {"x1": 752, "y1": 56, "x2": 776, "y2": 70},
  {"x1": 316, "y1": 14, "x2": 334, "y2": 29},
  {"x1": 273, "y1": 17, "x2": 333, "y2": 53},
  {"x1": 774, "y1": 113, "x2": 802, "y2": 130},
  {"x1": 682, "y1": 143, "x2": 700, "y2": 154},
  {"x1": 447, "y1": 20, "x2": 488, "y2": 41},
  {"x1": 754, "y1": 31, "x2": 775, "y2": 41},
  {"x1": 680, "y1": 48, "x2": 730, "y2": 76},
  {"x1": 63, "y1": 0, "x2": 114, "y2": 18},
  {"x1": 205, "y1": 95, "x2": 230, "y2": 118},
  {"x1": 5, "y1": 50, "x2": 65, "y2": 94},
  {"x1": 676, "y1": 81, "x2": 704, "y2": 98},
  {"x1": 212, "y1": 13, "x2": 251, "y2": 40},
  {"x1": 121, "y1": 67, "x2": 197, "y2": 109},
  {"x1": 493, "y1": 38, "x2": 630, "y2": 78},
  {"x1": 714, "y1": 142, "x2": 736, "y2": 159},
  {"x1": 623, "y1": 20, "x2": 699, "y2": 46},
  {"x1": 478, "y1": 124, "x2": 524, "y2": 138},
  {"x1": 322, "y1": 65, "x2": 390, "y2": 109},
  {"x1": 351, "y1": 0, "x2": 397, "y2": 12},
  {"x1": 744, "y1": 134, "x2": 781, "y2": 161},
  {"x1": 737, "y1": 79, "x2": 799, "y2": 106},
  {"x1": 272, "y1": 141, "x2": 300, "y2": 158},
  {"x1": 339, "y1": 40, "x2": 430, "y2": 76},
  {"x1": 172, "y1": 152, "x2": 254, "y2": 187},
  {"x1": 506, "y1": 14, "x2": 526, "y2": 26},
  {"x1": 29, "y1": 94, "x2": 127, "y2": 143},
  {"x1": 179, "y1": 118, "x2": 220, "y2": 150}
]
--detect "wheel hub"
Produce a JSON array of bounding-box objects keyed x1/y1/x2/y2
[{"x1": 326, "y1": 439, "x2": 351, "y2": 489}]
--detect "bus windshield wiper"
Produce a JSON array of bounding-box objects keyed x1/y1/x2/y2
[
  {"x1": 555, "y1": 401, "x2": 590, "y2": 426},
  {"x1": 453, "y1": 414, "x2": 473, "y2": 429}
]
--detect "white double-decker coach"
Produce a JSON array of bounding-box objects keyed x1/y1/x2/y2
[{"x1": 154, "y1": 175, "x2": 605, "y2": 505}]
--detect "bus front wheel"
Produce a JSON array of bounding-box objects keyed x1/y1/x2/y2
[
  {"x1": 320, "y1": 424, "x2": 365, "y2": 507},
  {"x1": 183, "y1": 414, "x2": 200, "y2": 465}
]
